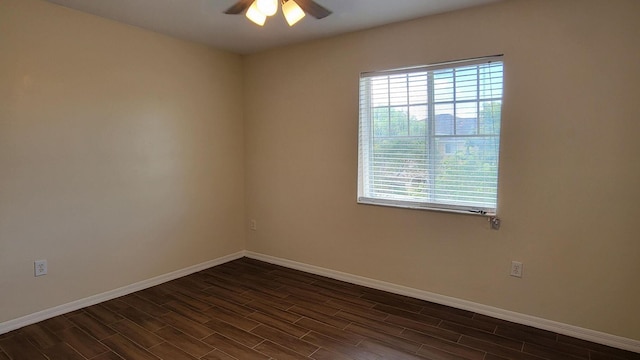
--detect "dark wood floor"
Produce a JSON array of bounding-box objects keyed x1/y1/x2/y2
[{"x1": 1, "y1": 258, "x2": 638, "y2": 360}]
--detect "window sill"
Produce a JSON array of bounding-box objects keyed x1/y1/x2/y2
[{"x1": 357, "y1": 197, "x2": 496, "y2": 217}]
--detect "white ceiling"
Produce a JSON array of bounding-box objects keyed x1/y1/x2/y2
[{"x1": 45, "y1": 0, "x2": 501, "y2": 54}]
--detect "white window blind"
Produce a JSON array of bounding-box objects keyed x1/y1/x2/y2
[{"x1": 358, "y1": 56, "x2": 504, "y2": 215}]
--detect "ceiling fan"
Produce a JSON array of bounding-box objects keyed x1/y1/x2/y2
[{"x1": 224, "y1": 0, "x2": 332, "y2": 26}]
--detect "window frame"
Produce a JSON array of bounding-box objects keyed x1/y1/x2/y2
[{"x1": 357, "y1": 55, "x2": 504, "y2": 216}]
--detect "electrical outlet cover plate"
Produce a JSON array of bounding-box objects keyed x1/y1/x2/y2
[
  {"x1": 35, "y1": 260, "x2": 47, "y2": 276},
  {"x1": 510, "y1": 261, "x2": 523, "y2": 278}
]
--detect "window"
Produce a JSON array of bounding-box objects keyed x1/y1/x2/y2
[{"x1": 357, "y1": 56, "x2": 504, "y2": 215}]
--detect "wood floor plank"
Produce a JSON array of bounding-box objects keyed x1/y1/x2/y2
[
  {"x1": 109, "y1": 319, "x2": 164, "y2": 349},
  {"x1": 87, "y1": 351, "x2": 126, "y2": 360},
  {"x1": 280, "y1": 284, "x2": 336, "y2": 305},
  {"x1": 56, "y1": 326, "x2": 109, "y2": 358},
  {"x1": 590, "y1": 350, "x2": 640, "y2": 360},
  {"x1": 372, "y1": 303, "x2": 440, "y2": 326},
  {"x1": 118, "y1": 306, "x2": 167, "y2": 332},
  {"x1": 101, "y1": 298, "x2": 132, "y2": 313},
  {"x1": 163, "y1": 300, "x2": 212, "y2": 324},
  {"x1": 201, "y1": 332, "x2": 269, "y2": 360},
  {"x1": 198, "y1": 271, "x2": 250, "y2": 294},
  {"x1": 416, "y1": 344, "x2": 474, "y2": 360},
  {"x1": 0, "y1": 334, "x2": 49, "y2": 360},
  {"x1": 148, "y1": 342, "x2": 199, "y2": 360},
  {"x1": 310, "y1": 277, "x2": 368, "y2": 297},
  {"x1": 203, "y1": 317, "x2": 264, "y2": 347},
  {"x1": 358, "y1": 339, "x2": 427, "y2": 360},
  {"x1": 289, "y1": 305, "x2": 349, "y2": 329},
  {"x1": 0, "y1": 331, "x2": 17, "y2": 341},
  {"x1": 309, "y1": 347, "x2": 354, "y2": 360},
  {"x1": 336, "y1": 310, "x2": 405, "y2": 336},
  {"x1": 137, "y1": 286, "x2": 174, "y2": 305},
  {"x1": 120, "y1": 294, "x2": 171, "y2": 317},
  {"x1": 418, "y1": 307, "x2": 497, "y2": 333},
  {"x1": 402, "y1": 325, "x2": 464, "y2": 346},
  {"x1": 345, "y1": 323, "x2": 422, "y2": 354},
  {"x1": 497, "y1": 326, "x2": 588, "y2": 358},
  {"x1": 484, "y1": 354, "x2": 512, "y2": 360},
  {"x1": 248, "y1": 311, "x2": 309, "y2": 337},
  {"x1": 522, "y1": 342, "x2": 586, "y2": 360},
  {"x1": 325, "y1": 298, "x2": 387, "y2": 320},
  {"x1": 154, "y1": 325, "x2": 213, "y2": 358},
  {"x1": 270, "y1": 269, "x2": 318, "y2": 285},
  {"x1": 402, "y1": 329, "x2": 484, "y2": 360},
  {"x1": 251, "y1": 325, "x2": 319, "y2": 356},
  {"x1": 477, "y1": 314, "x2": 556, "y2": 340},
  {"x1": 301, "y1": 331, "x2": 381, "y2": 360},
  {"x1": 163, "y1": 289, "x2": 213, "y2": 312},
  {"x1": 201, "y1": 306, "x2": 260, "y2": 331},
  {"x1": 206, "y1": 270, "x2": 255, "y2": 289},
  {"x1": 159, "y1": 311, "x2": 214, "y2": 340},
  {"x1": 201, "y1": 283, "x2": 254, "y2": 305},
  {"x1": 286, "y1": 296, "x2": 341, "y2": 316},
  {"x1": 202, "y1": 294, "x2": 255, "y2": 316},
  {"x1": 101, "y1": 334, "x2": 160, "y2": 360},
  {"x1": 84, "y1": 304, "x2": 123, "y2": 325},
  {"x1": 171, "y1": 276, "x2": 212, "y2": 292},
  {"x1": 41, "y1": 342, "x2": 85, "y2": 360},
  {"x1": 458, "y1": 335, "x2": 545, "y2": 360},
  {"x1": 319, "y1": 288, "x2": 378, "y2": 308},
  {"x1": 20, "y1": 323, "x2": 60, "y2": 349},
  {"x1": 296, "y1": 317, "x2": 364, "y2": 346},
  {"x1": 244, "y1": 289, "x2": 295, "y2": 310},
  {"x1": 63, "y1": 309, "x2": 85, "y2": 318},
  {"x1": 385, "y1": 315, "x2": 457, "y2": 341},
  {"x1": 557, "y1": 334, "x2": 640, "y2": 360},
  {"x1": 254, "y1": 340, "x2": 311, "y2": 360},
  {"x1": 361, "y1": 293, "x2": 424, "y2": 313},
  {"x1": 68, "y1": 312, "x2": 117, "y2": 340},
  {"x1": 439, "y1": 321, "x2": 523, "y2": 350},
  {"x1": 247, "y1": 300, "x2": 303, "y2": 323},
  {"x1": 200, "y1": 349, "x2": 238, "y2": 360},
  {"x1": 40, "y1": 316, "x2": 75, "y2": 333}
]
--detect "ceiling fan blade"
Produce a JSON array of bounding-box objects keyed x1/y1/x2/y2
[
  {"x1": 294, "y1": 0, "x2": 332, "y2": 19},
  {"x1": 224, "y1": 0, "x2": 253, "y2": 14}
]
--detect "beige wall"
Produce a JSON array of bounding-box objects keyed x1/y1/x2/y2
[
  {"x1": 0, "y1": 0, "x2": 245, "y2": 322},
  {"x1": 244, "y1": 0, "x2": 640, "y2": 340}
]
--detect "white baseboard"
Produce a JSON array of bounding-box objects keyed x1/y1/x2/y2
[
  {"x1": 0, "y1": 250, "x2": 245, "y2": 335},
  {"x1": 245, "y1": 251, "x2": 640, "y2": 354}
]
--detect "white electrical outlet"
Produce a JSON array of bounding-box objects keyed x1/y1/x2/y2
[
  {"x1": 249, "y1": 219, "x2": 257, "y2": 231},
  {"x1": 510, "y1": 261, "x2": 523, "y2": 278},
  {"x1": 34, "y1": 259, "x2": 48, "y2": 277}
]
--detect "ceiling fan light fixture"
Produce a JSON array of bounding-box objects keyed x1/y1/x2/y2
[
  {"x1": 256, "y1": 0, "x2": 278, "y2": 16},
  {"x1": 282, "y1": 0, "x2": 305, "y2": 26},
  {"x1": 246, "y1": 1, "x2": 267, "y2": 26}
]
